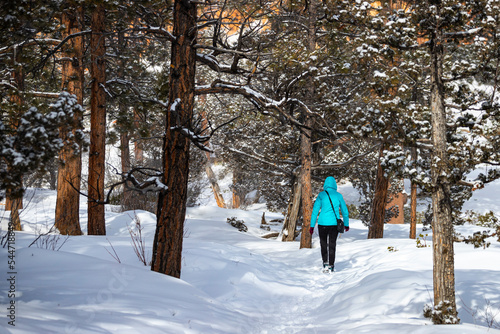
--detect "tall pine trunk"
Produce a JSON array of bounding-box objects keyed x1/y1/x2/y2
[
  {"x1": 6, "y1": 47, "x2": 24, "y2": 231},
  {"x1": 151, "y1": 0, "x2": 197, "y2": 278},
  {"x1": 55, "y1": 7, "x2": 84, "y2": 236},
  {"x1": 299, "y1": 115, "x2": 313, "y2": 249},
  {"x1": 88, "y1": 4, "x2": 106, "y2": 235},
  {"x1": 368, "y1": 144, "x2": 389, "y2": 239},
  {"x1": 429, "y1": 27, "x2": 458, "y2": 322},
  {"x1": 299, "y1": 0, "x2": 317, "y2": 249}
]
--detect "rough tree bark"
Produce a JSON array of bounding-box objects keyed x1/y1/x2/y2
[
  {"x1": 206, "y1": 165, "x2": 226, "y2": 208},
  {"x1": 368, "y1": 143, "x2": 390, "y2": 239},
  {"x1": 55, "y1": 7, "x2": 84, "y2": 236},
  {"x1": 282, "y1": 180, "x2": 301, "y2": 242},
  {"x1": 151, "y1": 0, "x2": 197, "y2": 278},
  {"x1": 299, "y1": 114, "x2": 313, "y2": 249},
  {"x1": 6, "y1": 47, "x2": 24, "y2": 231},
  {"x1": 409, "y1": 147, "x2": 417, "y2": 239},
  {"x1": 385, "y1": 179, "x2": 405, "y2": 225},
  {"x1": 232, "y1": 171, "x2": 242, "y2": 209},
  {"x1": 429, "y1": 25, "x2": 458, "y2": 322},
  {"x1": 87, "y1": 4, "x2": 107, "y2": 235},
  {"x1": 299, "y1": 0, "x2": 318, "y2": 249}
]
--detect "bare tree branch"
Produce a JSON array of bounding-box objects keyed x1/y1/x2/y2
[
  {"x1": 195, "y1": 80, "x2": 307, "y2": 130},
  {"x1": 457, "y1": 179, "x2": 484, "y2": 190},
  {"x1": 67, "y1": 166, "x2": 166, "y2": 205},
  {"x1": 312, "y1": 143, "x2": 381, "y2": 170},
  {"x1": 0, "y1": 38, "x2": 62, "y2": 55},
  {"x1": 223, "y1": 145, "x2": 296, "y2": 176},
  {"x1": 31, "y1": 30, "x2": 92, "y2": 74}
]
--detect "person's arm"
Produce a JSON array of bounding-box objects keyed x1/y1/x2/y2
[
  {"x1": 339, "y1": 195, "x2": 349, "y2": 227},
  {"x1": 310, "y1": 194, "x2": 322, "y2": 228}
]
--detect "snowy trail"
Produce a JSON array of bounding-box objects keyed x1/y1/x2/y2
[
  {"x1": 182, "y1": 219, "x2": 347, "y2": 332},
  {"x1": 183, "y1": 218, "x2": 386, "y2": 332},
  {"x1": 182, "y1": 213, "x2": 500, "y2": 333},
  {"x1": 3, "y1": 193, "x2": 500, "y2": 333}
]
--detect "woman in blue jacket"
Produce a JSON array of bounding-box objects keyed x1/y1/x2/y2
[{"x1": 309, "y1": 176, "x2": 349, "y2": 272}]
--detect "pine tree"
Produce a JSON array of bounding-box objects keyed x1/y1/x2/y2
[
  {"x1": 1, "y1": 0, "x2": 77, "y2": 230},
  {"x1": 55, "y1": 5, "x2": 85, "y2": 236},
  {"x1": 407, "y1": 0, "x2": 500, "y2": 322},
  {"x1": 88, "y1": 3, "x2": 107, "y2": 236},
  {"x1": 151, "y1": 0, "x2": 197, "y2": 278}
]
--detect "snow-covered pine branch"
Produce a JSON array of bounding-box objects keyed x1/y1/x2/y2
[
  {"x1": 312, "y1": 143, "x2": 380, "y2": 170},
  {"x1": 0, "y1": 92, "x2": 86, "y2": 200},
  {"x1": 223, "y1": 145, "x2": 296, "y2": 177},
  {"x1": 122, "y1": 168, "x2": 167, "y2": 194},
  {"x1": 1, "y1": 81, "x2": 82, "y2": 99},
  {"x1": 25, "y1": 91, "x2": 61, "y2": 99},
  {"x1": 68, "y1": 166, "x2": 167, "y2": 205},
  {"x1": 170, "y1": 126, "x2": 211, "y2": 152},
  {"x1": 195, "y1": 45, "x2": 265, "y2": 57},
  {"x1": 0, "y1": 38, "x2": 62, "y2": 55},
  {"x1": 131, "y1": 26, "x2": 176, "y2": 43},
  {"x1": 196, "y1": 52, "x2": 243, "y2": 74},
  {"x1": 195, "y1": 80, "x2": 305, "y2": 129},
  {"x1": 444, "y1": 27, "x2": 483, "y2": 38}
]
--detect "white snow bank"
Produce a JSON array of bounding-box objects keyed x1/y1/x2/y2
[{"x1": 0, "y1": 189, "x2": 499, "y2": 333}]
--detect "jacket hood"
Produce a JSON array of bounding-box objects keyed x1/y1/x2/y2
[{"x1": 323, "y1": 176, "x2": 338, "y2": 191}]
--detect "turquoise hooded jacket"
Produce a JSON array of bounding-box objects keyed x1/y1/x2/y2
[{"x1": 310, "y1": 176, "x2": 349, "y2": 228}]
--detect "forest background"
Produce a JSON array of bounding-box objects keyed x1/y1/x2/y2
[{"x1": 1, "y1": 0, "x2": 500, "y2": 326}]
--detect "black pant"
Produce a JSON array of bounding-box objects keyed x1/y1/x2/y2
[{"x1": 318, "y1": 225, "x2": 339, "y2": 267}]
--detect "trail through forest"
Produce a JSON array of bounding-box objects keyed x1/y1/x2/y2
[{"x1": 2, "y1": 189, "x2": 500, "y2": 333}]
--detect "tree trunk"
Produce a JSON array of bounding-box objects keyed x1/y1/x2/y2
[
  {"x1": 282, "y1": 180, "x2": 301, "y2": 242},
  {"x1": 386, "y1": 179, "x2": 405, "y2": 224},
  {"x1": 232, "y1": 171, "x2": 242, "y2": 209},
  {"x1": 206, "y1": 165, "x2": 226, "y2": 208},
  {"x1": 5, "y1": 190, "x2": 23, "y2": 212},
  {"x1": 5, "y1": 192, "x2": 22, "y2": 211},
  {"x1": 133, "y1": 109, "x2": 144, "y2": 165},
  {"x1": 299, "y1": 0, "x2": 318, "y2": 249},
  {"x1": 429, "y1": 27, "x2": 458, "y2": 322},
  {"x1": 6, "y1": 46, "x2": 24, "y2": 231},
  {"x1": 299, "y1": 116, "x2": 313, "y2": 249},
  {"x1": 409, "y1": 147, "x2": 417, "y2": 239},
  {"x1": 9, "y1": 196, "x2": 22, "y2": 231},
  {"x1": 200, "y1": 103, "x2": 226, "y2": 208},
  {"x1": 151, "y1": 0, "x2": 197, "y2": 278},
  {"x1": 368, "y1": 143, "x2": 390, "y2": 239},
  {"x1": 6, "y1": 188, "x2": 22, "y2": 231},
  {"x1": 55, "y1": 7, "x2": 84, "y2": 236},
  {"x1": 116, "y1": 30, "x2": 133, "y2": 212},
  {"x1": 87, "y1": 4, "x2": 107, "y2": 235}
]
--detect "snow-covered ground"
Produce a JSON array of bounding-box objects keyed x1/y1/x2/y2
[{"x1": 1, "y1": 176, "x2": 500, "y2": 333}]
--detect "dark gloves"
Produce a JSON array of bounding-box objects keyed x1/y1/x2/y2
[
  {"x1": 309, "y1": 227, "x2": 314, "y2": 235},
  {"x1": 345, "y1": 226, "x2": 350, "y2": 232}
]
